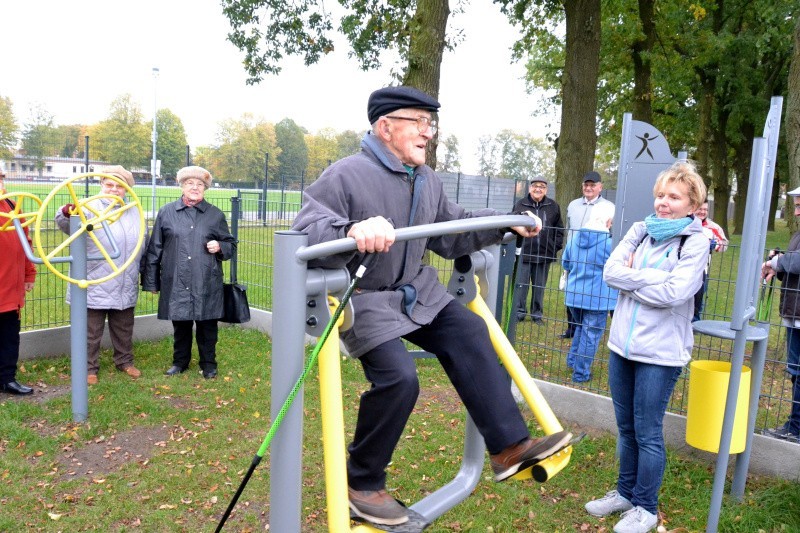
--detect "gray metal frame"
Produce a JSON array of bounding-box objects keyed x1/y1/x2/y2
[
  {"x1": 270, "y1": 214, "x2": 532, "y2": 532},
  {"x1": 691, "y1": 96, "x2": 783, "y2": 533}
]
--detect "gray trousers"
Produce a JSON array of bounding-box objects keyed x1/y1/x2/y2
[{"x1": 86, "y1": 307, "x2": 136, "y2": 375}]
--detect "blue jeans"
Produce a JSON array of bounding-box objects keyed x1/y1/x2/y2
[
  {"x1": 783, "y1": 327, "x2": 800, "y2": 434},
  {"x1": 609, "y1": 351, "x2": 683, "y2": 515},
  {"x1": 566, "y1": 308, "x2": 607, "y2": 382}
]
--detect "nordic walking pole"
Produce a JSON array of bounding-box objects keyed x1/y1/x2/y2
[{"x1": 216, "y1": 253, "x2": 376, "y2": 532}]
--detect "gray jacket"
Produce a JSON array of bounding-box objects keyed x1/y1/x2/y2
[
  {"x1": 603, "y1": 218, "x2": 708, "y2": 367},
  {"x1": 55, "y1": 198, "x2": 145, "y2": 310},
  {"x1": 141, "y1": 199, "x2": 235, "y2": 321},
  {"x1": 291, "y1": 132, "x2": 508, "y2": 358}
]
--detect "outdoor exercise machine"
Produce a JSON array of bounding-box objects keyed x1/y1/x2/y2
[
  {"x1": 613, "y1": 97, "x2": 783, "y2": 533},
  {"x1": 2, "y1": 173, "x2": 145, "y2": 422},
  {"x1": 269, "y1": 215, "x2": 574, "y2": 532}
]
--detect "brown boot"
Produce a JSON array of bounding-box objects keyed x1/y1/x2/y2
[
  {"x1": 490, "y1": 431, "x2": 572, "y2": 481},
  {"x1": 348, "y1": 487, "x2": 409, "y2": 526},
  {"x1": 123, "y1": 366, "x2": 141, "y2": 378}
]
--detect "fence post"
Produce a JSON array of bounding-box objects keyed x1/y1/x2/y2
[
  {"x1": 280, "y1": 174, "x2": 286, "y2": 221},
  {"x1": 268, "y1": 152, "x2": 269, "y2": 226},
  {"x1": 84, "y1": 136, "x2": 90, "y2": 197},
  {"x1": 230, "y1": 194, "x2": 240, "y2": 283},
  {"x1": 185, "y1": 144, "x2": 191, "y2": 167},
  {"x1": 456, "y1": 172, "x2": 461, "y2": 203},
  {"x1": 300, "y1": 171, "x2": 305, "y2": 209},
  {"x1": 486, "y1": 175, "x2": 491, "y2": 208}
]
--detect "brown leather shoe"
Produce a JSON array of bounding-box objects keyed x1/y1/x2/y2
[
  {"x1": 87, "y1": 374, "x2": 98, "y2": 385},
  {"x1": 490, "y1": 431, "x2": 572, "y2": 481},
  {"x1": 348, "y1": 487, "x2": 409, "y2": 526},
  {"x1": 124, "y1": 366, "x2": 141, "y2": 378}
]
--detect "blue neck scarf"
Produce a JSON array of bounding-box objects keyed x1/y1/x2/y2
[{"x1": 644, "y1": 214, "x2": 693, "y2": 242}]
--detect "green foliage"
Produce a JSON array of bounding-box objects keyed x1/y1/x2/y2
[
  {"x1": 0, "y1": 95, "x2": 19, "y2": 159},
  {"x1": 153, "y1": 109, "x2": 188, "y2": 178},
  {"x1": 436, "y1": 133, "x2": 461, "y2": 172},
  {"x1": 20, "y1": 104, "x2": 57, "y2": 174},
  {"x1": 222, "y1": 0, "x2": 336, "y2": 83},
  {"x1": 90, "y1": 94, "x2": 151, "y2": 171},
  {"x1": 477, "y1": 129, "x2": 555, "y2": 181},
  {"x1": 275, "y1": 117, "x2": 309, "y2": 184},
  {"x1": 54, "y1": 125, "x2": 84, "y2": 158},
  {"x1": 335, "y1": 129, "x2": 363, "y2": 160},
  {"x1": 304, "y1": 127, "x2": 339, "y2": 181},
  {"x1": 196, "y1": 113, "x2": 280, "y2": 184}
]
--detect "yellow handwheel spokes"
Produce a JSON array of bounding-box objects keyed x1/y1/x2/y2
[
  {"x1": 33, "y1": 173, "x2": 146, "y2": 289},
  {"x1": 0, "y1": 192, "x2": 43, "y2": 231}
]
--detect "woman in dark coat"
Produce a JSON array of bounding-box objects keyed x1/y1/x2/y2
[{"x1": 142, "y1": 166, "x2": 236, "y2": 379}]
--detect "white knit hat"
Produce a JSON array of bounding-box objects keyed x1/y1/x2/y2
[{"x1": 177, "y1": 166, "x2": 212, "y2": 189}]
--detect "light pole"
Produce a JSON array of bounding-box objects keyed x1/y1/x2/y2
[{"x1": 151, "y1": 67, "x2": 159, "y2": 221}]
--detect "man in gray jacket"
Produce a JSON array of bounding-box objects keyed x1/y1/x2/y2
[{"x1": 292, "y1": 86, "x2": 571, "y2": 527}]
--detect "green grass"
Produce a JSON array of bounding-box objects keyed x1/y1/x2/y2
[{"x1": 1, "y1": 327, "x2": 798, "y2": 532}]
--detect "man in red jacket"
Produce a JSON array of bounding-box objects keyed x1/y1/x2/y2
[{"x1": 0, "y1": 169, "x2": 36, "y2": 395}]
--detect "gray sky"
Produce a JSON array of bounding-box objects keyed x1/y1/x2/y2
[{"x1": 3, "y1": 0, "x2": 554, "y2": 173}]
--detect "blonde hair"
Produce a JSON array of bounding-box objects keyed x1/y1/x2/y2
[{"x1": 653, "y1": 161, "x2": 706, "y2": 210}]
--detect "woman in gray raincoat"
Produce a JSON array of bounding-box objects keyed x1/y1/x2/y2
[
  {"x1": 142, "y1": 166, "x2": 235, "y2": 379},
  {"x1": 55, "y1": 165, "x2": 145, "y2": 385}
]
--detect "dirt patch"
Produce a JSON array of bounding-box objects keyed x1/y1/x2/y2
[
  {"x1": 56, "y1": 424, "x2": 171, "y2": 480},
  {"x1": 0, "y1": 383, "x2": 70, "y2": 404},
  {"x1": 416, "y1": 384, "x2": 463, "y2": 414}
]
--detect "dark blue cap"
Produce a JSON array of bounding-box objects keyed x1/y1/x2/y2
[{"x1": 367, "y1": 86, "x2": 440, "y2": 125}]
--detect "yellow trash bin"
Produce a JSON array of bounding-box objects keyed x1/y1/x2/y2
[{"x1": 686, "y1": 360, "x2": 751, "y2": 454}]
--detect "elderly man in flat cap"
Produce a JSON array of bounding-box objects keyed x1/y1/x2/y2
[
  {"x1": 142, "y1": 166, "x2": 236, "y2": 380},
  {"x1": 292, "y1": 86, "x2": 572, "y2": 527},
  {"x1": 56, "y1": 165, "x2": 145, "y2": 385}
]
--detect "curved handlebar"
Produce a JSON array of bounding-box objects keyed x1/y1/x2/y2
[{"x1": 296, "y1": 214, "x2": 534, "y2": 263}]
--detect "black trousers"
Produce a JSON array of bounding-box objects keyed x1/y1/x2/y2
[
  {"x1": 347, "y1": 300, "x2": 529, "y2": 490},
  {"x1": 515, "y1": 261, "x2": 552, "y2": 320},
  {"x1": 172, "y1": 319, "x2": 219, "y2": 371},
  {"x1": 0, "y1": 310, "x2": 21, "y2": 384}
]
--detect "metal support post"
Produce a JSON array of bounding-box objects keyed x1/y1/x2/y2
[
  {"x1": 268, "y1": 231, "x2": 309, "y2": 533},
  {"x1": 68, "y1": 216, "x2": 89, "y2": 422}
]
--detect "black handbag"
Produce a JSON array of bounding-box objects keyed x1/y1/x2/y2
[{"x1": 222, "y1": 282, "x2": 251, "y2": 323}]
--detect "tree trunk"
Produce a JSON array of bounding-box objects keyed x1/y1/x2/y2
[
  {"x1": 554, "y1": 0, "x2": 601, "y2": 211},
  {"x1": 732, "y1": 121, "x2": 754, "y2": 234},
  {"x1": 631, "y1": 0, "x2": 655, "y2": 123},
  {"x1": 787, "y1": 17, "x2": 800, "y2": 233},
  {"x1": 403, "y1": 0, "x2": 450, "y2": 170},
  {"x1": 711, "y1": 107, "x2": 731, "y2": 235},
  {"x1": 694, "y1": 74, "x2": 715, "y2": 189}
]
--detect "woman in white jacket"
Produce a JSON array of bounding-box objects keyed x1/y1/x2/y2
[
  {"x1": 55, "y1": 166, "x2": 145, "y2": 385},
  {"x1": 584, "y1": 162, "x2": 709, "y2": 533}
]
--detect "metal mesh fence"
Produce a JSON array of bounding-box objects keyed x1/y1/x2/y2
[
  {"x1": 509, "y1": 224, "x2": 795, "y2": 438},
  {"x1": 5, "y1": 164, "x2": 797, "y2": 438}
]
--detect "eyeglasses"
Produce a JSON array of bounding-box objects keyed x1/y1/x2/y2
[
  {"x1": 583, "y1": 182, "x2": 599, "y2": 188},
  {"x1": 384, "y1": 115, "x2": 438, "y2": 135},
  {"x1": 530, "y1": 184, "x2": 547, "y2": 190},
  {"x1": 182, "y1": 180, "x2": 205, "y2": 189},
  {"x1": 101, "y1": 180, "x2": 125, "y2": 189}
]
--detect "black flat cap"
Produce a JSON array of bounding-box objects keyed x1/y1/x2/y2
[
  {"x1": 367, "y1": 86, "x2": 440, "y2": 125},
  {"x1": 583, "y1": 171, "x2": 602, "y2": 183}
]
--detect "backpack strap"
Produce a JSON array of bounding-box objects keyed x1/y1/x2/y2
[{"x1": 638, "y1": 232, "x2": 689, "y2": 259}]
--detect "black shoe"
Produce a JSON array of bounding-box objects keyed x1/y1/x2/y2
[
  {"x1": 165, "y1": 365, "x2": 187, "y2": 376},
  {"x1": 559, "y1": 331, "x2": 574, "y2": 339},
  {"x1": 0, "y1": 381, "x2": 33, "y2": 395},
  {"x1": 201, "y1": 369, "x2": 217, "y2": 379},
  {"x1": 762, "y1": 424, "x2": 800, "y2": 442}
]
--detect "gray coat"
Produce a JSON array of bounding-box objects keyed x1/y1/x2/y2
[
  {"x1": 291, "y1": 132, "x2": 507, "y2": 358},
  {"x1": 55, "y1": 198, "x2": 145, "y2": 310},
  {"x1": 603, "y1": 218, "x2": 708, "y2": 367},
  {"x1": 142, "y1": 199, "x2": 235, "y2": 321}
]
